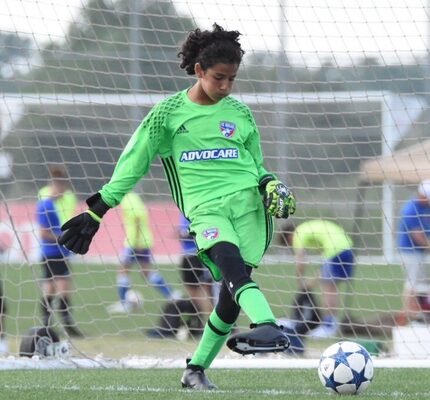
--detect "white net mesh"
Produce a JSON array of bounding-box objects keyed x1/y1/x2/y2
[{"x1": 1, "y1": 0, "x2": 430, "y2": 362}]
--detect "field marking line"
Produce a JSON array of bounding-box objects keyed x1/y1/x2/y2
[{"x1": 2, "y1": 383, "x2": 430, "y2": 398}]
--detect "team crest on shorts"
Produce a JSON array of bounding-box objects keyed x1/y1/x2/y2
[
  {"x1": 202, "y1": 228, "x2": 219, "y2": 240},
  {"x1": 220, "y1": 121, "x2": 236, "y2": 138}
]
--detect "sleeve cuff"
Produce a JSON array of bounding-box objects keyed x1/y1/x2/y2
[
  {"x1": 258, "y1": 174, "x2": 276, "y2": 193},
  {"x1": 86, "y1": 192, "x2": 111, "y2": 218}
]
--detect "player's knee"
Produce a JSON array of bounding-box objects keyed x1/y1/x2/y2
[
  {"x1": 215, "y1": 285, "x2": 241, "y2": 324},
  {"x1": 208, "y1": 241, "x2": 253, "y2": 296},
  {"x1": 208, "y1": 241, "x2": 242, "y2": 265}
]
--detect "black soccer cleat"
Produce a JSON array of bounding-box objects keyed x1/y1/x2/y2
[
  {"x1": 226, "y1": 322, "x2": 290, "y2": 355},
  {"x1": 181, "y1": 368, "x2": 218, "y2": 390}
]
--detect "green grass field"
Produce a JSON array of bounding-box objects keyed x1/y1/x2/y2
[
  {"x1": 2, "y1": 261, "x2": 404, "y2": 357},
  {"x1": 0, "y1": 262, "x2": 425, "y2": 400},
  {"x1": 0, "y1": 368, "x2": 427, "y2": 400}
]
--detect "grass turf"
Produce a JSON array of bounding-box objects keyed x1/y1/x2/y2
[{"x1": 0, "y1": 368, "x2": 427, "y2": 400}]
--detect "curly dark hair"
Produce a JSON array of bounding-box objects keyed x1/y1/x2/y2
[{"x1": 178, "y1": 23, "x2": 245, "y2": 75}]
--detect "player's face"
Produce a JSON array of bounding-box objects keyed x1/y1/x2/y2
[
  {"x1": 418, "y1": 193, "x2": 430, "y2": 205},
  {"x1": 52, "y1": 180, "x2": 67, "y2": 197},
  {"x1": 196, "y1": 63, "x2": 239, "y2": 103}
]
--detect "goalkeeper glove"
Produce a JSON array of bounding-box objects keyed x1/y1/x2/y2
[
  {"x1": 263, "y1": 180, "x2": 296, "y2": 219},
  {"x1": 58, "y1": 193, "x2": 110, "y2": 254}
]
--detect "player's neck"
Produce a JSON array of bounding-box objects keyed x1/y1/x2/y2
[{"x1": 187, "y1": 84, "x2": 219, "y2": 105}]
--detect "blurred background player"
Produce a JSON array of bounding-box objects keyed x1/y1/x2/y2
[
  {"x1": 36, "y1": 168, "x2": 83, "y2": 337},
  {"x1": 397, "y1": 180, "x2": 430, "y2": 324},
  {"x1": 178, "y1": 213, "x2": 218, "y2": 318},
  {"x1": 107, "y1": 191, "x2": 180, "y2": 313},
  {"x1": 280, "y1": 219, "x2": 355, "y2": 338},
  {"x1": 147, "y1": 214, "x2": 219, "y2": 338},
  {"x1": 39, "y1": 165, "x2": 78, "y2": 226}
]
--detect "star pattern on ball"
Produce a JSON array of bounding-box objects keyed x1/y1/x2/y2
[{"x1": 321, "y1": 344, "x2": 372, "y2": 393}]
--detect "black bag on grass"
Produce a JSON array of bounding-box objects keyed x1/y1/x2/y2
[{"x1": 151, "y1": 299, "x2": 204, "y2": 338}]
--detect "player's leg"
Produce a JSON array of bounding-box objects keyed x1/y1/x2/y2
[
  {"x1": 56, "y1": 277, "x2": 83, "y2": 337},
  {"x1": 189, "y1": 189, "x2": 288, "y2": 355},
  {"x1": 223, "y1": 189, "x2": 288, "y2": 354},
  {"x1": 108, "y1": 280, "x2": 131, "y2": 313},
  {"x1": 117, "y1": 248, "x2": 133, "y2": 303},
  {"x1": 40, "y1": 258, "x2": 55, "y2": 326},
  {"x1": 399, "y1": 252, "x2": 429, "y2": 323},
  {"x1": 311, "y1": 279, "x2": 339, "y2": 336},
  {"x1": 226, "y1": 189, "x2": 275, "y2": 323},
  {"x1": 180, "y1": 255, "x2": 213, "y2": 317},
  {"x1": 107, "y1": 248, "x2": 135, "y2": 313},
  {"x1": 208, "y1": 242, "x2": 275, "y2": 324},
  {"x1": 117, "y1": 265, "x2": 131, "y2": 304},
  {"x1": 210, "y1": 242, "x2": 289, "y2": 354},
  {"x1": 137, "y1": 248, "x2": 178, "y2": 300},
  {"x1": 0, "y1": 281, "x2": 8, "y2": 355},
  {"x1": 52, "y1": 259, "x2": 84, "y2": 337},
  {"x1": 148, "y1": 257, "x2": 213, "y2": 339},
  {"x1": 310, "y1": 249, "x2": 354, "y2": 338},
  {"x1": 181, "y1": 279, "x2": 240, "y2": 390}
]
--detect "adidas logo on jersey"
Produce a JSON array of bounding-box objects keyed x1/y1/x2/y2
[{"x1": 176, "y1": 124, "x2": 189, "y2": 134}]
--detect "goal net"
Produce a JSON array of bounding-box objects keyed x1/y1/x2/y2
[{"x1": 0, "y1": 0, "x2": 429, "y2": 365}]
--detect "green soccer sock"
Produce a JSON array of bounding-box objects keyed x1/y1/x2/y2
[
  {"x1": 236, "y1": 283, "x2": 276, "y2": 324},
  {"x1": 189, "y1": 310, "x2": 234, "y2": 369}
]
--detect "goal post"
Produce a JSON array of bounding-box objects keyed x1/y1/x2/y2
[{"x1": 0, "y1": 90, "x2": 426, "y2": 362}]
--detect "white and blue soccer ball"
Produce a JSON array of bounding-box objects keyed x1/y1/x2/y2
[
  {"x1": 318, "y1": 341, "x2": 374, "y2": 395},
  {"x1": 125, "y1": 289, "x2": 144, "y2": 310}
]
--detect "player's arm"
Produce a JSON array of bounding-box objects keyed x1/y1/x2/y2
[
  {"x1": 292, "y1": 231, "x2": 313, "y2": 290},
  {"x1": 295, "y1": 248, "x2": 307, "y2": 285},
  {"x1": 243, "y1": 108, "x2": 296, "y2": 219},
  {"x1": 409, "y1": 230, "x2": 430, "y2": 250},
  {"x1": 402, "y1": 207, "x2": 430, "y2": 251},
  {"x1": 292, "y1": 229, "x2": 306, "y2": 284},
  {"x1": 40, "y1": 228, "x2": 57, "y2": 242},
  {"x1": 59, "y1": 105, "x2": 165, "y2": 254}
]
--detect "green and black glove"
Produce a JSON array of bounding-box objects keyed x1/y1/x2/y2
[
  {"x1": 58, "y1": 193, "x2": 110, "y2": 254},
  {"x1": 261, "y1": 179, "x2": 296, "y2": 219}
]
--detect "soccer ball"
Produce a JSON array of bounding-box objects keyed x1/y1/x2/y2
[
  {"x1": 125, "y1": 289, "x2": 144, "y2": 311},
  {"x1": 318, "y1": 341, "x2": 374, "y2": 395}
]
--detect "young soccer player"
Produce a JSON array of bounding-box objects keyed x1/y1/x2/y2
[
  {"x1": 107, "y1": 191, "x2": 179, "y2": 314},
  {"x1": 280, "y1": 220, "x2": 355, "y2": 338},
  {"x1": 59, "y1": 23, "x2": 296, "y2": 389},
  {"x1": 36, "y1": 170, "x2": 83, "y2": 337},
  {"x1": 39, "y1": 165, "x2": 78, "y2": 225},
  {"x1": 178, "y1": 213, "x2": 217, "y2": 316}
]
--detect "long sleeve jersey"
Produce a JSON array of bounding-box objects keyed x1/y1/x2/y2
[{"x1": 99, "y1": 89, "x2": 274, "y2": 217}]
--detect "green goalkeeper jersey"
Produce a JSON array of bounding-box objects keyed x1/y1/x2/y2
[{"x1": 99, "y1": 89, "x2": 274, "y2": 216}]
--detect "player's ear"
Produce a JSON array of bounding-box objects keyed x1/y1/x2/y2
[{"x1": 195, "y1": 63, "x2": 204, "y2": 78}]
